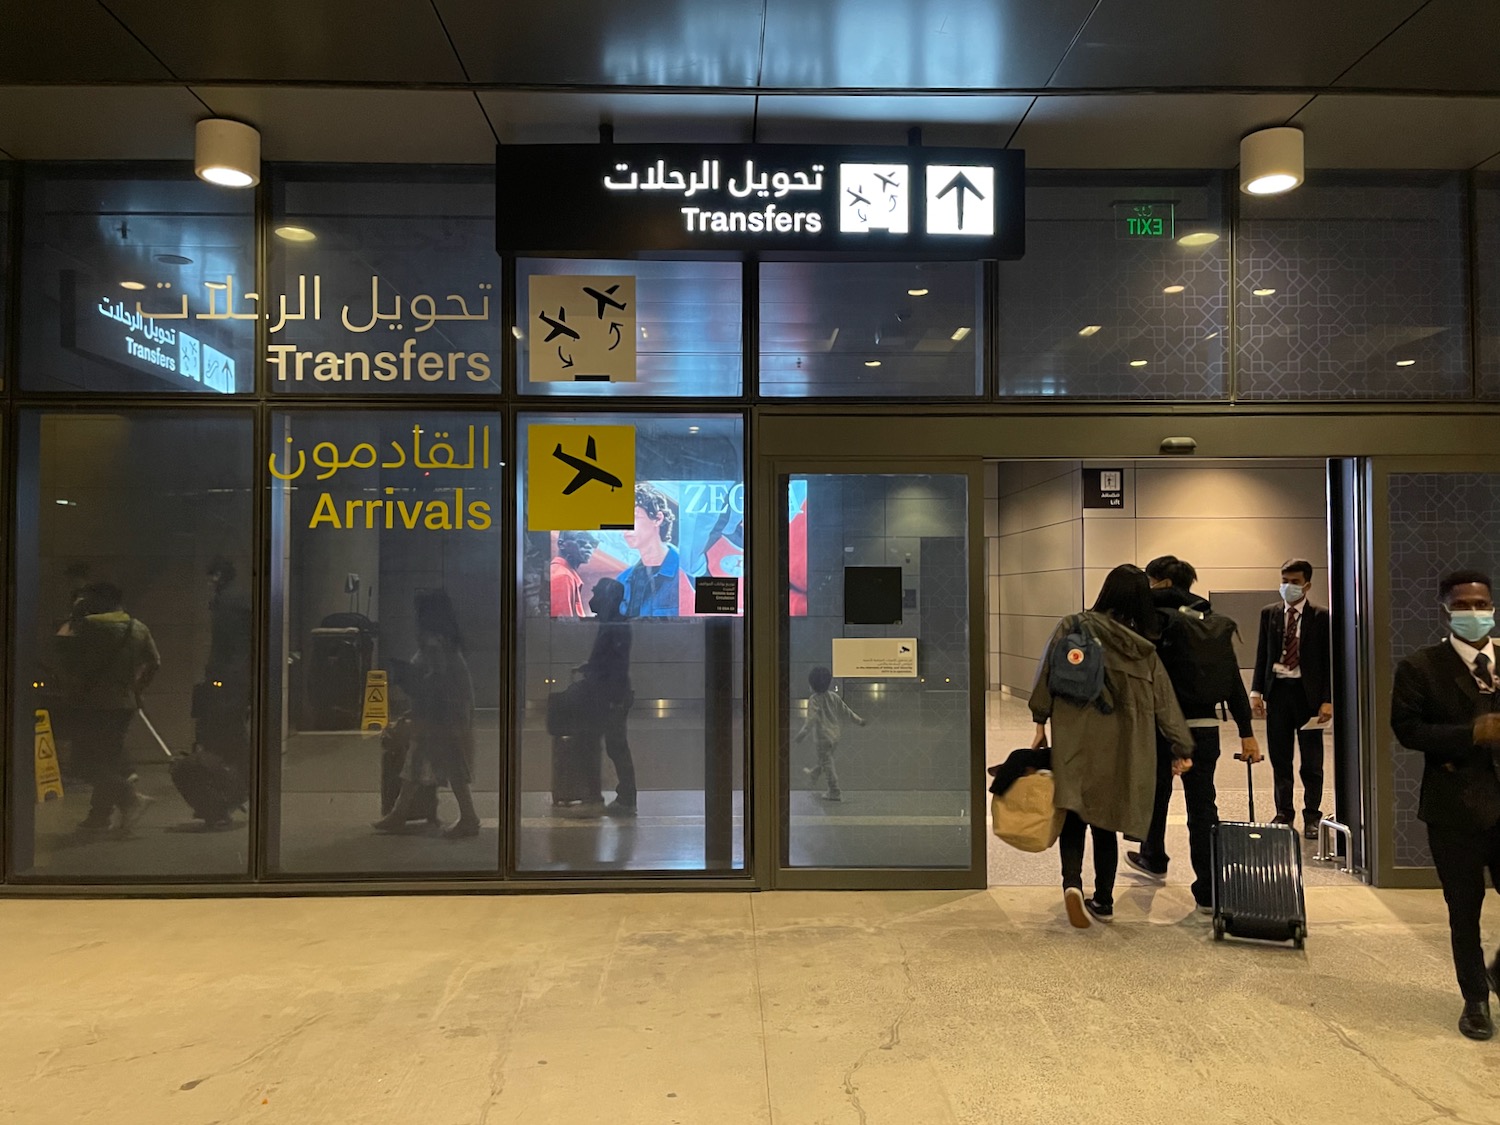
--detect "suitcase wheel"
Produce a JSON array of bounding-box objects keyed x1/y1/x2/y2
[
  {"x1": 1212, "y1": 917, "x2": 1226, "y2": 942},
  {"x1": 1292, "y1": 924, "x2": 1307, "y2": 950}
]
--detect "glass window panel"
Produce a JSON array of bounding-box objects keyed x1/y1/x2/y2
[
  {"x1": 516, "y1": 413, "x2": 745, "y2": 872},
  {"x1": 1474, "y1": 175, "x2": 1500, "y2": 400},
  {"x1": 269, "y1": 167, "x2": 500, "y2": 395},
  {"x1": 268, "y1": 410, "x2": 502, "y2": 875},
  {"x1": 517, "y1": 259, "x2": 742, "y2": 397},
  {"x1": 18, "y1": 165, "x2": 255, "y2": 393},
  {"x1": 759, "y1": 262, "x2": 982, "y2": 397},
  {"x1": 10, "y1": 410, "x2": 255, "y2": 880},
  {"x1": 1236, "y1": 172, "x2": 1470, "y2": 400},
  {"x1": 784, "y1": 473, "x2": 971, "y2": 869},
  {"x1": 0, "y1": 168, "x2": 10, "y2": 388},
  {"x1": 996, "y1": 173, "x2": 1227, "y2": 399}
]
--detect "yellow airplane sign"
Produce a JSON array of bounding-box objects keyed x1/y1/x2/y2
[{"x1": 527, "y1": 424, "x2": 636, "y2": 532}]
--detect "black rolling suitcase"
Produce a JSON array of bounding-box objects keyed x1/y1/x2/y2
[
  {"x1": 170, "y1": 751, "x2": 245, "y2": 824},
  {"x1": 550, "y1": 734, "x2": 601, "y2": 806},
  {"x1": 1211, "y1": 755, "x2": 1308, "y2": 948}
]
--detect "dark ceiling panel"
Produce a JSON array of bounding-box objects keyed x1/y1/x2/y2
[
  {"x1": 478, "y1": 92, "x2": 755, "y2": 144},
  {"x1": 754, "y1": 94, "x2": 1030, "y2": 145},
  {"x1": 101, "y1": 0, "x2": 466, "y2": 83},
  {"x1": 1336, "y1": 0, "x2": 1500, "y2": 92},
  {"x1": 759, "y1": 0, "x2": 1096, "y2": 89},
  {"x1": 0, "y1": 86, "x2": 203, "y2": 159},
  {"x1": 436, "y1": 0, "x2": 765, "y2": 86},
  {"x1": 1292, "y1": 96, "x2": 1500, "y2": 168},
  {"x1": 0, "y1": 0, "x2": 174, "y2": 83},
  {"x1": 1050, "y1": 0, "x2": 1424, "y2": 88}
]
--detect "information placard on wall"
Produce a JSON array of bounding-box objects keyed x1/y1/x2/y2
[
  {"x1": 832, "y1": 638, "x2": 919, "y2": 678},
  {"x1": 497, "y1": 144, "x2": 1025, "y2": 260}
]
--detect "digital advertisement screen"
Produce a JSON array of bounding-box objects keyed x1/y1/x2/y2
[
  {"x1": 788, "y1": 479, "x2": 808, "y2": 617},
  {"x1": 550, "y1": 480, "x2": 744, "y2": 618}
]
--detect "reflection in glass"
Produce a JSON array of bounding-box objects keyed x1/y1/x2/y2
[
  {"x1": 784, "y1": 474, "x2": 971, "y2": 869},
  {"x1": 269, "y1": 167, "x2": 500, "y2": 395},
  {"x1": 268, "y1": 411, "x2": 502, "y2": 874},
  {"x1": 10, "y1": 411, "x2": 255, "y2": 879},
  {"x1": 1238, "y1": 173, "x2": 1469, "y2": 400},
  {"x1": 517, "y1": 260, "x2": 742, "y2": 397},
  {"x1": 760, "y1": 262, "x2": 982, "y2": 397},
  {"x1": 517, "y1": 414, "x2": 745, "y2": 872},
  {"x1": 19, "y1": 167, "x2": 255, "y2": 393},
  {"x1": 996, "y1": 173, "x2": 1228, "y2": 399}
]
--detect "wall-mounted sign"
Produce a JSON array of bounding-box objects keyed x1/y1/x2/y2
[
  {"x1": 694, "y1": 576, "x2": 741, "y2": 615},
  {"x1": 527, "y1": 424, "x2": 636, "y2": 532},
  {"x1": 1115, "y1": 202, "x2": 1175, "y2": 240},
  {"x1": 497, "y1": 144, "x2": 1025, "y2": 259},
  {"x1": 528, "y1": 275, "x2": 637, "y2": 382},
  {"x1": 1083, "y1": 468, "x2": 1126, "y2": 510},
  {"x1": 832, "y1": 638, "x2": 919, "y2": 679}
]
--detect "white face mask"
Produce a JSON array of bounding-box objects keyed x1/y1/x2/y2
[{"x1": 1280, "y1": 583, "x2": 1306, "y2": 605}]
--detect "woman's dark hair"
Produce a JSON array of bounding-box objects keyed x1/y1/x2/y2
[
  {"x1": 414, "y1": 589, "x2": 464, "y2": 651},
  {"x1": 808, "y1": 665, "x2": 833, "y2": 693},
  {"x1": 1090, "y1": 564, "x2": 1156, "y2": 633}
]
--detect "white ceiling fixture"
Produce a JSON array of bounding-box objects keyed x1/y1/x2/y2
[
  {"x1": 1240, "y1": 126, "x2": 1304, "y2": 195},
  {"x1": 195, "y1": 118, "x2": 260, "y2": 188}
]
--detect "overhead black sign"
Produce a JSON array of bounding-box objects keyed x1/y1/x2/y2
[{"x1": 496, "y1": 144, "x2": 1024, "y2": 260}]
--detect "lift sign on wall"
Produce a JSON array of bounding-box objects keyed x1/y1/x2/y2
[
  {"x1": 497, "y1": 144, "x2": 1024, "y2": 259},
  {"x1": 1083, "y1": 468, "x2": 1127, "y2": 510}
]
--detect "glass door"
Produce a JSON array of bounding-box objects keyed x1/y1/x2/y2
[{"x1": 771, "y1": 465, "x2": 985, "y2": 889}]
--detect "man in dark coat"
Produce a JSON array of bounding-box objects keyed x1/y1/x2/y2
[
  {"x1": 1391, "y1": 568, "x2": 1500, "y2": 1041},
  {"x1": 1251, "y1": 558, "x2": 1333, "y2": 837}
]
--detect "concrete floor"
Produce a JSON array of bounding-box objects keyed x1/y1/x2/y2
[{"x1": 3, "y1": 885, "x2": 1499, "y2": 1124}]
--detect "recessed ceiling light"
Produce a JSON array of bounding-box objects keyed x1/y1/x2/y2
[
  {"x1": 688, "y1": 426, "x2": 700, "y2": 433},
  {"x1": 154, "y1": 254, "x2": 192, "y2": 265},
  {"x1": 864, "y1": 360, "x2": 882, "y2": 367},
  {"x1": 1253, "y1": 287, "x2": 1276, "y2": 296},
  {"x1": 120, "y1": 280, "x2": 146, "y2": 290},
  {"x1": 1078, "y1": 325, "x2": 1102, "y2": 337},
  {"x1": 274, "y1": 225, "x2": 317, "y2": 242},
  {"x1": 1129, "y1": 359, "x2": 1148, "y2": 367},
  {"x1": 199, "y1": 166, "x2": 255, "y2": 188},
  {"x1": 1162, "y1": 284, "x2": 1185, "y2": 294},
  {"x1": 907, "y1": 288, "x2": 929, "y2": 297},
  {"x1": 1396, "y1": 359, "x2": 1416, "y2": 367},
  {"x1": 1177, "y1": 232, "x2": 1219, "y2": 247},
  {"x1": 950, "y1": 327, "x2": 971, "y2": 342},
  {"x1": 640, "y1": 327, "x2": 648, "y2": 338}
]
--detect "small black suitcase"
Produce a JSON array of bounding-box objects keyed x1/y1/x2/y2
[
  {"x1": 550, "y1": 734, "x2": 601, "y2": 806},
  {"x1": 170, "y1": 750, "x2": 245, "y2": 824},
  {"x1": 1211, "y1": 755, "x2": 1308, "y2": 948}
]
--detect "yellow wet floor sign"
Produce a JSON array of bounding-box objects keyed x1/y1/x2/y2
[
  {"x1": 34, "y1": 709, "x2": 63, "y2": 802},
  {"x1": 361, "y1": 670, "x2": 389, "y2": 732}
]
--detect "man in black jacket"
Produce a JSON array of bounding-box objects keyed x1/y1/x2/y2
[
  {"x1": 1126, "y1": 557, "x2": 1262, "y2": 912},
  {"x1": 1391, "y1": 568, "x2": 1500, "y2": 1041},
  {"x1": 1251, "y1": 558, "x2": 1334, "y2": 838}
]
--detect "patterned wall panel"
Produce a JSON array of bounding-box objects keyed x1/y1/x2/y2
[
  {"x1": 1386, "y1": 473, "x2": 1500, "y2": 868},
  {"x1": 1475, "y1": 175, "x2": 1500, "y2": 400},
  {"x1": 1237, "y1": 173, "x2": 1470, "y2": 401},
  {"x1": 995, "y1": 173, "x2": 1227, "y2": 399}
]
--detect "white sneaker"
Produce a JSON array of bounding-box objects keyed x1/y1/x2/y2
[
  {"x1": 119, "y1": 794, "x2": 156, "y2": 831},
  {"x1": 1064, "y1": 886, "x2": 1091, "y2": 929}
]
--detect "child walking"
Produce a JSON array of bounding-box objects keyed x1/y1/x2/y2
[{"x1": 795, "y1": 666, "x2": 866, "y2": 802}]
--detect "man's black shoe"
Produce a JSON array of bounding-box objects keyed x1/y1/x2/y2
[
  {"x1": 1304, "y1": 823, "x2": 1320, "y2": 841},
  {"x1": 1271, "y1": 813, "x2": 1295, "y2": 826},
  {"x1": 1460, "y1": 999, "x2": 1494, "y2": 1041},
  {"x1": 1124, "y1": 851, "x2": 1167, "y2": 881},
  {"x1": 1083, "y1": 896, "x2": 1114, "y2": 924}
]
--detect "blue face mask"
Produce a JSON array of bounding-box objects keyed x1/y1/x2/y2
[
  {"x1": 1280, "y1": 583, "x2": 1305, "y2": 605},
  {"x1": 1448, "y1": 610, "x2": 1496, "y2": 644}
]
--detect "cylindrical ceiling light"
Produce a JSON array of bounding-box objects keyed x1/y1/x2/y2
[
  {"x1": 1240, "y1": 127, "x2": 1304, "y2": 196},
  {"x1": 195, "y1": 118, "x2": 260, "y2": 188}
]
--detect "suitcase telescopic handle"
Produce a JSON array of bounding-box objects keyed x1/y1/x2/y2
[{"x1": 1234, "y1": 752, "x2": 1256, "y2": 822}]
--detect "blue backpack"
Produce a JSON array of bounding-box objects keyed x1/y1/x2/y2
[{"x1": 1048, "y1": 616, "x2": 1110, "y2": 712}]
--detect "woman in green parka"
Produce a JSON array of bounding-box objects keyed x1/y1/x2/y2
[{"x1": 1030, "y1": 564, "x2": 1194, "y2": 928}]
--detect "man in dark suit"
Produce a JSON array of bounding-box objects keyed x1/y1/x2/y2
[
  {"x1": 1251, "y1": 558, "x2": 1334, "y2": 838},
  {"x1": 1391, "y1": 568, "x2": 1500, "y2": 1040}
]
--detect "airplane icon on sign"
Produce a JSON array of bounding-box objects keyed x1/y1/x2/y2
[{"x1": 553, "y1": 435, "x2": 623, "y2": 495}]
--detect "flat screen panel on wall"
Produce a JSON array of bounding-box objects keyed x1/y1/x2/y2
[{"x1": 497, "y1": 144, "x2": 1025, "y2": 260}]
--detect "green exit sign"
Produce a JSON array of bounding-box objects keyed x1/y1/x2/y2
[{"x1": 1115, "y1": 202, "x2": 1175, "y2": 240}]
